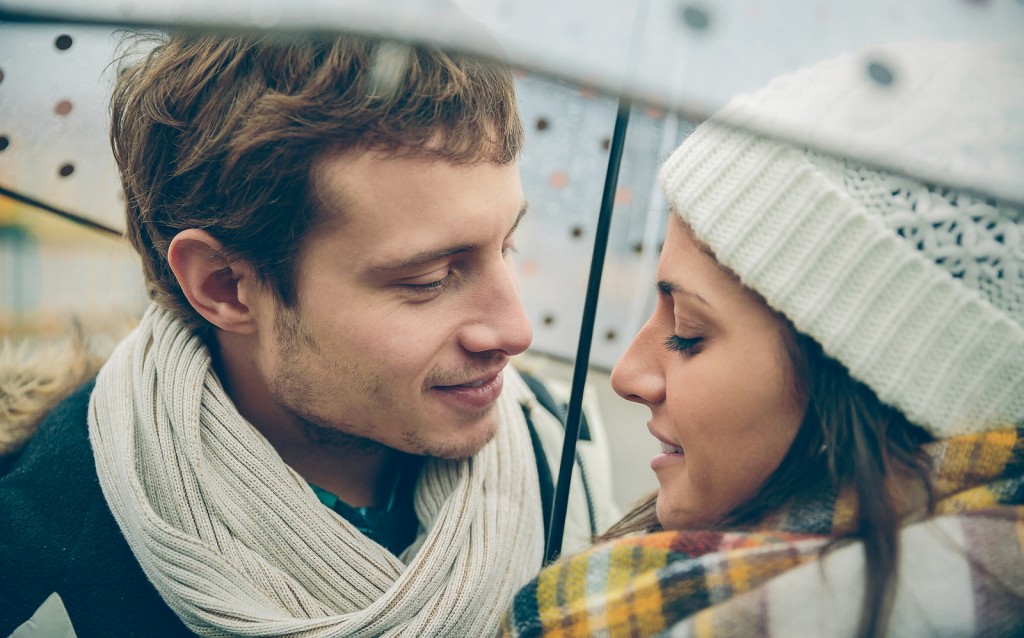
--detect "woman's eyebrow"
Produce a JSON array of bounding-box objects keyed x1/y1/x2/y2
[{"x1": 656, "y1": 280, "x2": 710, "y2": 306}]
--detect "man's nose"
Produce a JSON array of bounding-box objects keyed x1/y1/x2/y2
[{"x1": 458, "y1": 261, "x2": 533, "y2": 356}]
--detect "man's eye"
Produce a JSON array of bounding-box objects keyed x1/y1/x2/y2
[
  {"x1": 502, "y1": 240, "x2": 518, "y2": 257},
  {"x1": 664, "y1": 334, "x2": 704, "y2": 355},
  {"x1": 401, "y1": 271, "x2": 456, "y2": 295}
]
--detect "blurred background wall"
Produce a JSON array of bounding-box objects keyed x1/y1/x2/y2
[{"x1": 0, "y1": 24, "x2": 670, "y2": 509}]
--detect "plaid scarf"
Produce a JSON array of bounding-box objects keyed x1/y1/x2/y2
[{"x1": 501, "y1": 426, "x2": 1024, "y2": 637}]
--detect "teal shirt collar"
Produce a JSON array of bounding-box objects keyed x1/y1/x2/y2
[{"x1": 308, "y1": 457, "x2": 422, "y2": 556}]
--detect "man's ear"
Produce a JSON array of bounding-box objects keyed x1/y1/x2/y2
[{"x1": 167, "y1": 229, "x2": 260, "y2": 335}]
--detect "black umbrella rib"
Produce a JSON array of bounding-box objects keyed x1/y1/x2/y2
[
  {"x1": 545, "y1": 98, "x2": 631, "y2": 564},
  {"x1": 0, "y1": 184, "x2": 123, "y2": 238}
]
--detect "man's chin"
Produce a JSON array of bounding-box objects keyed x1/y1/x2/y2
[{"x1": 407, "y1": 418, "x2": 499, "y2": 460}]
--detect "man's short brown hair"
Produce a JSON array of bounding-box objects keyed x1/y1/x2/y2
[{"x1": 110, "y1": 32, "x2": 523, "y2": 334}]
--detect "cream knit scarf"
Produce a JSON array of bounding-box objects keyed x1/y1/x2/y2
[{"x1": 88, "y1": 305, "x2": 545, "y2": 637}]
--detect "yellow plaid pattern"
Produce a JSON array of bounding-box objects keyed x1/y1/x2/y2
[{"x1": 502, "y1": 426, "x2": 1023, "y2": 637}]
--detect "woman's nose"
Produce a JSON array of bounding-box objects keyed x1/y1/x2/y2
[{"x1": 610, "y1": 318, "x2": 666, "y2": 406}]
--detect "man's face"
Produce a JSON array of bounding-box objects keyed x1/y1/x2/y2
[{"x1": 254, "y1": 150, "x2": 532, "y2": 459}]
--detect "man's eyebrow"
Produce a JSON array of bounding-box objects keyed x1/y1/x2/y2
[
  {"x1": 370, "y1": 245, "x2": 475, "y2": 273},
  {"x1": 369, "y1": 201, "x2": 529, "y2": 274},
  {"x1": 656, "y1": 280, "x2": 710, "y2": 306},
  {"x1": 506, "y1": 201, "x2": 528, "y2": 239}
]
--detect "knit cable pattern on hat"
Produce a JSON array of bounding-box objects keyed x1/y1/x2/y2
[
  {"x1": 821, "y1": 154, "x2": 1023, "y2": 324},
  {"x1": 659, "y1": 122, "x2": 1024, "y2": 437},
  {"x1": 88, "y1": 304, "x2": 545, "y2": 637}
]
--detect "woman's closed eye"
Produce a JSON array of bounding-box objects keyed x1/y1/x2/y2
[{"x1": 665, "y1": 334, "x2": 704, "y2": 355}]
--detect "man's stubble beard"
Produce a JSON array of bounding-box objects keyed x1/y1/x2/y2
[{"x1": 268, "y1": 307, "x2": 500, "y2": 460}]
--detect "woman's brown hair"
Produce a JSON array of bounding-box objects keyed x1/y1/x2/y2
[{"x1": 601, "y1": 327, "x2": 935, "y2": 638}]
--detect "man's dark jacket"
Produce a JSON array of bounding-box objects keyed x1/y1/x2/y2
[
  {"x1": 0, "y1": 370, "x2": 596, "y2": 637},
  {"x1": 0, "y1": 381, "x2": 195, "y2": 637}
]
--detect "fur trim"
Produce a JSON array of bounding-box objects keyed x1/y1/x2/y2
[{"x1": 0, "y1": 325, "x2": 105, "y2": 457}]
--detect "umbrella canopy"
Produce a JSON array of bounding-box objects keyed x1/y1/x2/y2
[{"x1": 3, "y1": 0, "x2": 1023, "y2": 203}]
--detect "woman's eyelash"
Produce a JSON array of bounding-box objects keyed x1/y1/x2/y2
[{"x1": 665, "y1": 334, "x2": 703, "y2": 354}]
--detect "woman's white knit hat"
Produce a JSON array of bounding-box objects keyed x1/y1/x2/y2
[{"x1": 659, "y1": 43, "x2": 1024, "y2": 438}]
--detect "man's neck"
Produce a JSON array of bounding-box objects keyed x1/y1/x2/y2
[{"x1": 267, "y1": 431, "x2": 403, "y2": 508}]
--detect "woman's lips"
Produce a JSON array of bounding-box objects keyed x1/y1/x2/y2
[
  {"x1": 649, "y1": 423, "x2": 684, "y2": 471},
  {"x1": 659, "y1": 441, "x2": 683, "y2": 454}
]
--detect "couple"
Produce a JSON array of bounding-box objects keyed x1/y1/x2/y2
[{"x1": 2, "y1": 31, "x2": 1022, "y2": 638}]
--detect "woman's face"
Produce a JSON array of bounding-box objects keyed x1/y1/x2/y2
[{"x1": 611, "y1": 218, "x2": 806, "y2": 530}]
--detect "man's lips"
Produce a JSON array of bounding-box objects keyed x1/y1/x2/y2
[
  {"x1": 426, "y1": 357, "x2": 509, "y2": 390},
  {"x1": 434, "y1": 368, "x2": 504, "y2": 389},
  {"x1": 430, "y1": 369, "x2": 505, "y2": 411}
]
